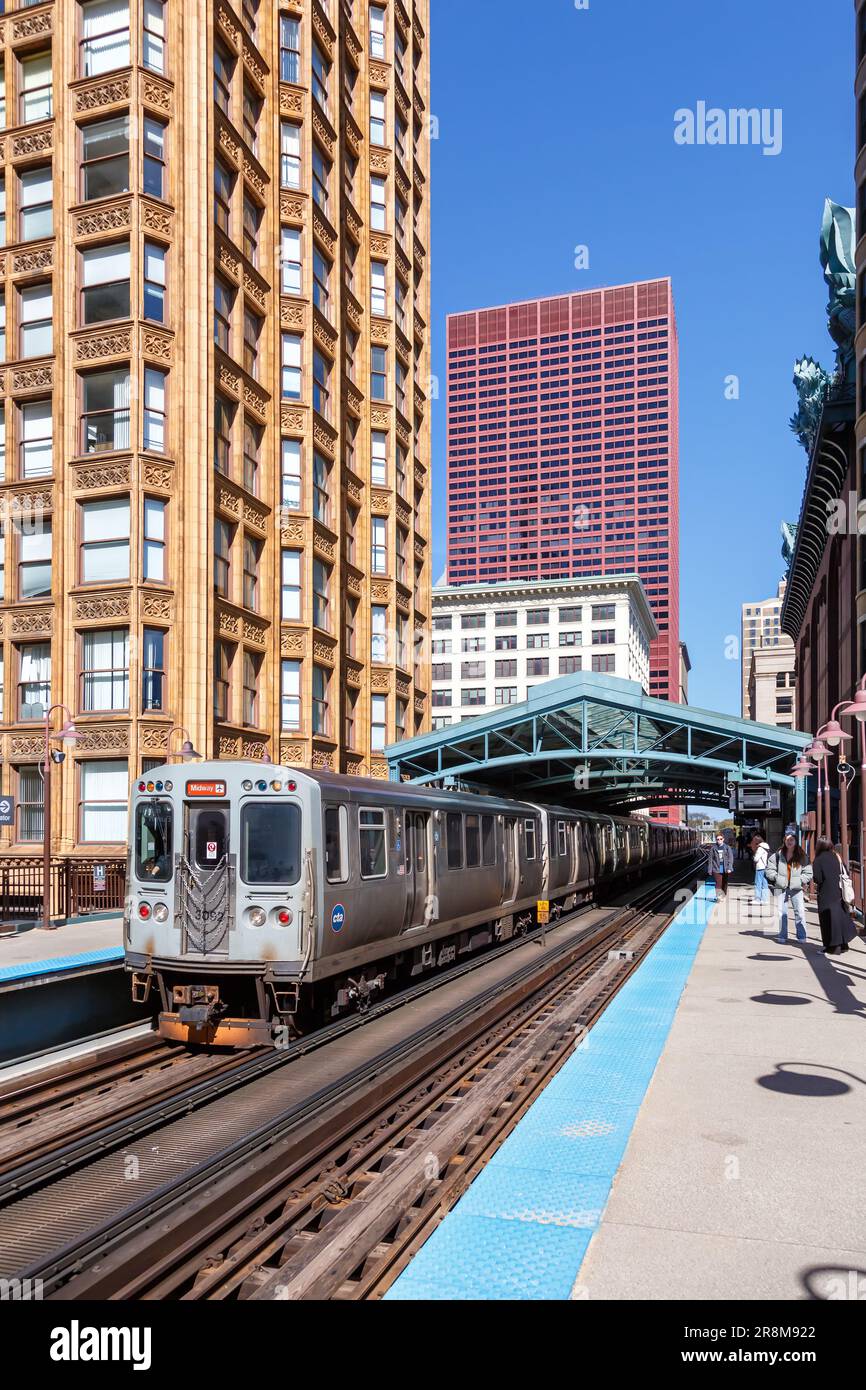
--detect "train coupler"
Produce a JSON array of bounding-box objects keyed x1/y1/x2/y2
[{"x1": 343, "y1": 972, "x2": 387, "y2": 1013}]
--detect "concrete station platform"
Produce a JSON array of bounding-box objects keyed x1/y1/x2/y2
[
  {"x1": 0, "y1": 914, "x2": 123, "y2": 987},
  {"x1": 388, "y1": 864, "x2": 866, "y2": 1302}
]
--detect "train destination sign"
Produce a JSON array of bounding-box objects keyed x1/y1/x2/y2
[{"x1": 186, "y1": 781, "x2": 227, "y2": 798}]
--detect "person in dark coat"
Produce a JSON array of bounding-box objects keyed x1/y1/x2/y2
[{"x1": 811, "y1": 837, "x2": 852, "y2": 955}]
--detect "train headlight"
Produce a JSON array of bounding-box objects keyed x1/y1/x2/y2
[
  {"x1": 276, "y1": 908, "x2": 293, "y2": 927},
  {"x1": 242, "y1": 779, "x2": 253, "y2": 791},
  {"x1": 153, "y1": 902, "x2": 169, "y2": 923},
  {"x1": 247, "y1": 906, "x2": 267, "y2": 928},
  {"x1": 138, "y1": 902, "x2": 151, "y2": 919}
]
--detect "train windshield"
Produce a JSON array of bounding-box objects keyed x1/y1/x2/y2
[
  {"x1": 240, "y1": 803, "x2": 301, "y2": 885},
  {"x1": 135, "y1": 801, "x2": 173, "y2": 882}
]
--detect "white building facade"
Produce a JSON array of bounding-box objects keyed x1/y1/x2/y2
[{"x1": 431, "y1": 576, "x2": 657, "y2": 728}]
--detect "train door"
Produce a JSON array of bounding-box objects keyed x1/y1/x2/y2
[
  {"x1": 402, "y1": 811, "x2": 430, "y2": 930},
  {"x1": 177, "y1": 802, "x2": 233, "y2": 955},
  {"x1": 502, "y1": 817, "x2": 520, "y2": 904}
]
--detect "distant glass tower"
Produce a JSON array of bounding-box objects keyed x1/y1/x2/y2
[{"x1": 446, "y1": 279, "x2": 679, "y2": 704}]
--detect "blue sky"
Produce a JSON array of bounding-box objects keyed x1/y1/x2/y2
[{"x1": 427, "y1": 0, "x2": 853, "y2": 718}]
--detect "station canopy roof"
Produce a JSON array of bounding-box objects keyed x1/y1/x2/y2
[{"x1": 386, "y1": 673, "x2": 810, "y2": 814}]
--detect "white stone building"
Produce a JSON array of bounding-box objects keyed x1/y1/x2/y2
[{"x1": 431, "y1": 575, "x2": 657, "y2": 728}]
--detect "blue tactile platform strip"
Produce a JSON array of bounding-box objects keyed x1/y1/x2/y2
[
  {"x1": 386, "y1": 880, "x2": 717, "y2": 1301},
  {"x1": 0, "y1": 945, "x2": 124, "y2": 985}
]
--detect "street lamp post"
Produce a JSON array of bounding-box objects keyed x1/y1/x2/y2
[
  {"x1": 40, "y1": 705, "x2": 79, "y2": 932},
  {"x1": 837, "y1": 681, "x2": 866, "y2": 921},
  {"x1": 817, "y1": 710, "x2": 854, "y2": 864},
  {"x1": 165, "y1": 726, "x2": 202, "y2": 762}
]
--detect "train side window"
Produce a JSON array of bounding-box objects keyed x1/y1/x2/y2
[
  {"x1": 465, "y1": 813, "x2": 481, "y2": 867},
  {"x1": 359, "y1": 807, "x2": 387, "y2": 878},
  {"x1": 557, "y1": 820, "x2": 568, "y2": 857},
  {"x1": 481, "y1": 814, "x2": 496, "y2": 866},
  {"x1": 324, "y1": 805, "x2": 348, "y2": 883},
  {"x1": 524, "y1": 818, "x2": 537, "y2": 860},
  {"x1": 446, "y1": 812, "x2": 463, "y2": 869}
]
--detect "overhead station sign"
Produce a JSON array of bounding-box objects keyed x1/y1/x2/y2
[
  {"x1": 736, "y1": 786, "x2": 781, "y2": 813},
  {"x1": 186, "y1": 781, "x2": 227, "y2": 798}
]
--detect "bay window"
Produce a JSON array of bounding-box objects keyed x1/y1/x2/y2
[
  {"x1": 371, "y1": 515, "x2": 387, "y2": 573},
  {"x1": 80, "y1": 627, "x2": 129, "y2": 711},
  {"x1": 281, "y1": 438, "x2": 301, "y2": 510},
  {"x1": 213, "y1": 641, "x2": 231, "y2": 720},
  {"x1": 20, "y1": 283, "x2": 52, "y2": 358},
  {"x1": 281, "y1": 659, "x2": 301, "y2": 730},
  {"x1": 371, "y1": 430, "x2": 387, "y2": 485},
  {"x1": 18, "y1": 642, "x2": 50, "y2": 719},
  {"x1": 371, "y1": 604, "x2": 388, "y2": 662},
  {"x1": 280, "y1": 122, "x2": 301, "y2": 189},
  {"x1": 281, "y1": 226, "x2": 301, "y2": 295},
  {"x1": 18, "y1": 521, "x2": 51, "y2": 599},
  {"x1": 370, "y1": 91, "x2": 386, "y2": 146},
  {"x1": 312, "y1": 664, "x2": 329, "y2": 735},
  {"x1": 20, "y1": 166, "x2": 52, "y2": 242},
  {"x1": 214, "y1": 516, "x2": 232, "y2": 597},
  {"x1": 80, "y1": 497, "x2": 130, "y2": 583},
  {"x1": 313, "y1": 348, "x2": 331, "y2": 418},
  {"x1": 81, "y1": 1, "x2": 130, "y2": 77},
  {"x1": 143, "y1": 241, "x2": 166, "y2": 322},
  {"x1": 281, "y1": 548, "x2": 301, "y2": 620},
  {"x1": 280, "y1": 15, "x2": 300, "y2": 84},
  {"x1": 143, "y1": 117, "x2": 166, "y2": 199},
  {"x1": 79, "y1": 759, "x2": 128, "y2": 843},
  {"x1": 242, "y1": 649, "x2": 260, "y2": 725},
  {"x1": 312, "y1": 144, "x2": 330, "y2": 214},
  {"x1": 142, "y1": 627, "x2": 166, "y2": 711},
  {"x1": 81, "y1": 367, "x2": 130, "y2": 452},
  {"x1": 142, "y1": 366, "x2": 166, "y2": 451},
  {"x1": 20, "y1": 51, "x2": 52, "y2": 123},
  {"x1": 20, "y1": 399, "x2": 52, "y2": 479},
  {"x1": 142, "y1": 0, "x2": 166, "y2": 74},
  {"x1": 312, "y1": 558, "x2": 330, "y2": 631},
  {"x1": 143, "y1": 496, "x2": 166, "y2": 580},
  {"x1": 17, "y1": 765, "x2": 43, "y2": 841},
  {"x1": 82, "y1": 116, "x2": 129, "y2": 201},
  {"x1": 281, "y1": 333, "x2": 302, "y2": 399},
  {"x1": 371, "y1": 260, "x2": 387, "y2": 316},
  {"x1": 81, "y1": 241, "x2": 130, "y2": 324}
]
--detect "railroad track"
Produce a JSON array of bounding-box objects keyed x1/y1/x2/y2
[
  {"x1": 0, "y1": 857, "x2": 703, "y2": 1300},
  {"x1": 0, "y1": 1032, "x2": 256, "y2": 1183}
]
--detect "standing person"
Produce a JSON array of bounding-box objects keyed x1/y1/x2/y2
[
  {"x1": 736, "y1": 832, "x2": 745, "y2": 860},
  {"x1": 766, "y1": 833, "x2": 813, "y2": 944},
  {"x1": 751, "y1": 832, "x2": 770, "y2": 905},
  {"x1": 706, "y1": 832, "x2": 733, "y2": 899},
  {"x1": 811, "y1": 839, "x2": 852, "y2": 956}
]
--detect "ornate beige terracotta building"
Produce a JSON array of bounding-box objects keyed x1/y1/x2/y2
[{"x1": 0, "y1": 0, "x2": 431, "y2": 858}]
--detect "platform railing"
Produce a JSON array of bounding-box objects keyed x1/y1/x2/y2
[{"x1": 0, "y1": 857, "x2": 126, "y2": 925}]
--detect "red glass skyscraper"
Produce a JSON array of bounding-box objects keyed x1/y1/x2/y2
[{"x1": 446, "y1": 278, "x2": 680, "y2": 704}]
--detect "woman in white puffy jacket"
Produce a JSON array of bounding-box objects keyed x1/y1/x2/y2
[{"x1": 765, "y1": 833, "x2": 813, "y2": 944}]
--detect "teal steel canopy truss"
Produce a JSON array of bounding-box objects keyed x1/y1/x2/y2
[{"x1": 386, "y1": 673, "x2": 810, "y2": 814}]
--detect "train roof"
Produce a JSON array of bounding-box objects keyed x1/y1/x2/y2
[{"x1": 143, "y1": 761, "x2": 687, "y2": 830}]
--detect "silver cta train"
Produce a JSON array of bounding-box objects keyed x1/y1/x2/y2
[{"x1": 124, "y1": 761, "x2": 697, "y2": 1046}]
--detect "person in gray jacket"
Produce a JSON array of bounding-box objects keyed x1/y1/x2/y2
[
  {"x1": 766, "y1": 832, "x2": 813, "y2": 943},
  {"x1": 706, "y1": 832, "x2": 734, "y2": 898}
]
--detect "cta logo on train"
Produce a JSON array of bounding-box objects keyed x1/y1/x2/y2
[{"x1": 125, "y1": 762, "x2": 697, "y2": 1047}]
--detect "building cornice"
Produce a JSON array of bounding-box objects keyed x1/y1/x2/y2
[{"x1": 432, "y1": 573, "x2": 659, "y2": 642}]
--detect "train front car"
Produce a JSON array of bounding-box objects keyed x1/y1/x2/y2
[{"x1": 125, "y1": 761, "x2": 313, "y2": 1047}]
